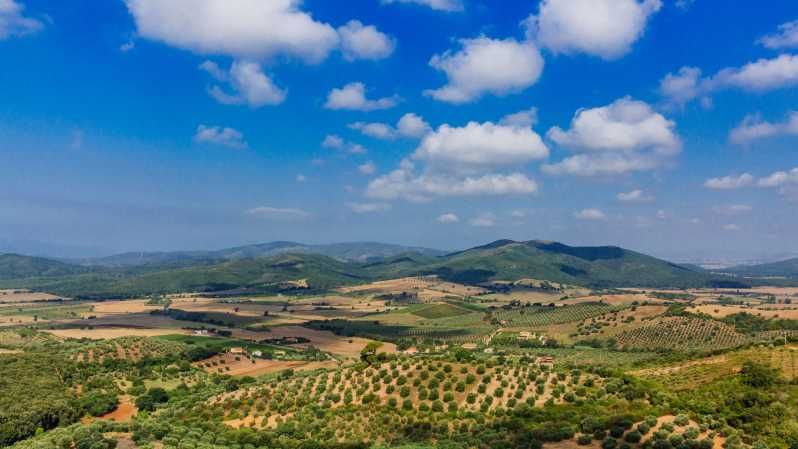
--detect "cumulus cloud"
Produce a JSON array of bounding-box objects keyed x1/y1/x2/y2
[
  {"x1": 470, "y1": 213, "x2": 496, "y2": 228},
  {"x1": 349, "y1": 113, "x2": 431, "y2": 140},
  {"x1": 661, "y1": 55, "x2": 798, "y2": 106},
  {"x1": 436, "y1": 213, "x2": 459, "y2": 223},
  {"x1": 381, "y1": 0, "x2": 463, "y2": 12},
  {"x1": 296, "y1": 174, "x2": 306, "y2": 182},
  {"x1": 543, "y1": 97, "x2": 680, "y2": 176},
  {"x1": 722, "y1": 223, "x2": 740, "y2": 232},
  {"x1": 366, "y1": 161, "x2": 539, "y2": 202},
  {"x1": 414, "y1": 121, "x2": 549, "y2": 172},
  {"x1": 703, "y1": 173, "x2": 754, "y2": 190},
  {"x1": 200, "y1": 60, "x2": 286, "y2": 107},
  {"x1": 758, "y1": 20, "x2": 798, "y2": 49},
  {"x1": 321, "y1": 134, "x2": 366, "y2": 154},
  {"x1": 525, "y1": 0, "x2": 662, "y2": 60},
  {"x1": 194, "y1": 125, "x2": 247, "y2": 149},
  {"x1": 758, "y1": 167, "x2": 798, "y2": 188},
  {"x1": 324, "y1": 82, "x2": 399, "y2": 111},
  {"x1": 500, "y1": 107, "x2": 539, "y2": 128},
  {"x1": 729, "y1": 112, "x2": 798, "y2": 145},
  {"x1": 0, "y1": 0, "x2": 43, "y2": 40},
  {"x1": 125, "y1": 0, "x2": 339, "y2": 64},
  {"x1": 425, "y1": 37, "x2": 544, "y2": 104},
  {"x1": 322, "y1": 134, "x2": 345, "y2": 149},
  {"x1": 346, "y1": 202, "x2": 391, "y2": 213},
  {"x1": 364, "y1": 117, "x2": 547, "y2": 201},
  {"x1": 337, "y1": 20, "x2": 395, "y2": 61},
  {"x1": 358, "y1": 161, "x2": 377, "y2": 175},
  {"x1": 574, "y1": 208, "x2": 607, "y2": 221},
  {"x1": 617, "y1": 189, "x2": 654, "y2": 202},
  {"x1": 246, "y1": 206, "x2": 311, "y2": 220}
]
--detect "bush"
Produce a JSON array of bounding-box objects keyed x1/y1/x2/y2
[
  {"x1": 625, "y1": 431, "x2": 642, "y2": 443},
  {"x1": 602, "y1": 438, "x2": 618, "y2": 449},
  {"x1": 578, "y1": 435, "x2": 594, "y2": 445}
]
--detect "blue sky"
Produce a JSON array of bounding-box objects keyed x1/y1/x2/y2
[{"x1": 1, "y1": 0, "x2": 797, "y2": 261}]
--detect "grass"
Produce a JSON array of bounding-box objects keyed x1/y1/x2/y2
[
  {"x1": 493, "y1": 303, "x2": 622, "y2": 327},
  {"x1": 0, "y1": 303, "x2": 93, "y2": 320},
  {"x1": 407, "y1": 303, "x2": 471, "y2": 319}
]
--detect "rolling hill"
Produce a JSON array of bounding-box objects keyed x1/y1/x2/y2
[
  {"x1": 0, "y1": 254, "x2": 90, "y2": 280},
  {"x1": 726, "y1": 258, "x2": 798, "y2": 279},
  {"x1": 0, "y1": 239, "x2": 751, "y2": 297},
  {"x1": 76, "y1": 241, "x2": 444, "y2": 267},
  {"x1": 366, "y1": 240, "x2": 741, "y2": 289}
]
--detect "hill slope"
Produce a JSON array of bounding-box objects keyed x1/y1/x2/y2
[
  {"x1": 726, "y1": 258, "x2": 798, "y2": 279},
  {"x1": 78, "y1": 241, "x2": 443, "y2": 267},
  {"x1": 367, "y1": 240, "x2": 738, "y2": 289},
  {"x1": 0, "y1": 254, "x2": 89, "y2": 280}
]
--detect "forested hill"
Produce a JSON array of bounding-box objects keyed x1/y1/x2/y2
[{"x1": 0, "y1": 240, "x2": 751, "y2": 297}]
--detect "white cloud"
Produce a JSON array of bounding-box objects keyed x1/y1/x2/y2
[
  {"x1": 729, "y1": 112, "x2": 798, "y2": 145},
  {"x1": 358, "y1": 161, "x2": 377, "y2": 175},
  {"x1": 425, "y1": 37, "x2": 544, "y2": 104},
  {"x1": 574, "y1": 208, "x2": 607, "y2": 221},
  {"x1": 296, "y1": 174, "x2": 306, "y2": 182},
  {"x1": 366, "y1": 161, "x2": 539, "y2": 202},
  {"x1": 337, "y1": 20, "x2": 394, "y2": 61},
  {"x1": 758, "y1": 167, "x2": 798, "y2": 188},
  {"x1": 381, "y1": 0, "x2": 463, "y2": 12},
  {"x1": 349, "y1": 122, "x2": 395, "y2": 139},
  {"x1": 201, "y1": 60, "x2": 286, "y2": 107},
  {"x1": 414, "y1": 121, "x2": 549, "y2": 172},
  {"x1": 321, "y1": 134, "x2": 366, "y2": 154},
  {"x1": 713, "y1": 204, "x2": 752, "y2": 216},
  {"x1": 246, "y1": 206, "x2": 311, "y2": 220},
  {"x1": 525, "y1": 0, "x2": 662, "y2": 60},
  {"x1": 350, "y1": 113, "x2": 431, "y2": 140},
  {"x1": 396, "y1": 113, "x2": 432, "y2": 138},
  {"x1": 510, "y1": 209, "x2": 526, "y2": 218},
  {"x1": 365, "y1": 117, "x2": 547, "y2": 202},
  {"x1": 758, "y1": 20, "x2": 798, "y2": 49},
  {"x1": 324, "y1": 82, "x2": 399, "y2": 111},
  {"x1": 194, "y1": 125, "x2": 247, "y2": 149},
  {"x1": 470, "y1": 213, "x2": 496, "y2": 228},
  {"x1": 656, "y1": 209, "x2": 668, "y2": 220},
  {"x1": 659, "y1": 66, "x2": 704, "y2": 107},
  {"x1": 436, "y1": 213, "x2": 460, "y2": 224},
  {"x1": 500, "y1": 107, "x2": 539, "y2": 128},
  {"x1": 120, "y1": 40, "x2": 135, "y2": 52},
  {"x1": 322, "y1": 134, "x2": 345, "y2": 149},
  {"x1": 703, "y1": 173, "x2": 754, "y2": 190},
  {"x1": 661, "y1": 55, "x2": 798, "y2": 105},
  {"x1": 0, "y1": 0, "x2": 43, "y2": 40},
  {"x1": 125, "y1": 0, "x2": 339, "y2": 64},
  {"x1": 722, "y1": 223, "x2": 740, "y2": 232},
  {"x1": 543, "y1": 97, "x2": 680, "y2": 176},
  {"x1": 346, "y1": 202, "x2": 391, "y2": 213},
  {"x1": 617, "y1": 189, "x2": 654, "y2": 202}
]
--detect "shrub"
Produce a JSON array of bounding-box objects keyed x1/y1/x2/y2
[
  {"x1": 602, "y1": 438, "x2": 618, "y2": 449},
  {"x1": 625, "y1": 431, "x2": 642, "y2": 443},
  {"x1": 578, "y1": 435, "x2": 594, "y2": 445}
]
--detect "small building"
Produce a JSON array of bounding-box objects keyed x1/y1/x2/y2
[
  {"x1": 193, "y1": 329, "x2": 209, "y2": 336},
  {"x1": 274, "y1": 350, "x2": 286, "y2": 357},
  {"x1": 250, "y1": 350, "x2": 263, "y2": 358},
  {"x1": 229, "y1": 347, "x2": 245, "y2": 355},
  {"x1": 518, "y1": 331, "x2": 533, "y2": 340},
  {"x1": 537, "y1": 356, "x2": 555, "y2": 366},
  {"x1": 483, "y1": 347, "x2": 494, "y2": 354}
]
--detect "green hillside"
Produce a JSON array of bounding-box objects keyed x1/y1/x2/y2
[
  {"x1": 727, "y1": 258, "x2": 798, "y2": 279},
  {"x1": 0, "y1": 240, "x2": 749, "y2": 297},
  {"x1": 0, "y1": 254, "x2": 89, "y2": 280},
  {"x1": 369, "y1": 240, "x2": 738, "y2": 289}
]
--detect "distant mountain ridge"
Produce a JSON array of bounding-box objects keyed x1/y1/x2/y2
[
  {"x1": 74, "y1": 241, "x2": 446, "y2": 267},
  {"x1": 0, "y1": 239, "x2": 756, "y2": 297},
  {"x1": 726, "y1": 258, "x2": 798, "y2": 279}
]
